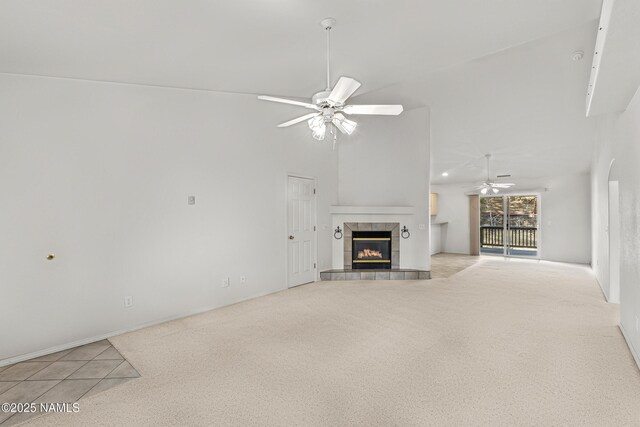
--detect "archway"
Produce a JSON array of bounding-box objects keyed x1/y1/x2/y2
[{"x1": 607, "y1": 159, "x2": 620, "y2": 304}]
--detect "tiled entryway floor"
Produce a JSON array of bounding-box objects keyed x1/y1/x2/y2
[
  {"x1": 0, "y1": 340, "x2": 139, "y2": 426},
  {"x1": 430, "y1": 253, "x2": 480, "y2": 279}
]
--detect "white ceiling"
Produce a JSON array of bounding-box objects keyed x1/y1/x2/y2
[
  {"x1": 0, "y1": 0, "x2": 603, "y2": 187},
  {"x1": 430, "y1": 22, "x2": 600, "y2": 186},
  {"x1": 356, "y1": 21, "x2": 600, "y2": 186},
  {"x1": 1, "y1": 0, "x2": 601, "y2": 98}
]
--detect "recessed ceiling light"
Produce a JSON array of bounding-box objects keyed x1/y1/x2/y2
[{"x1": 441, "y1": 172, "x2": 449, "y2": 177}]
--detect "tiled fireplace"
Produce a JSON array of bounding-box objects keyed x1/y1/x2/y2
[{"x1": 321, "y1": 221, "x2": 431, "y2": 281}]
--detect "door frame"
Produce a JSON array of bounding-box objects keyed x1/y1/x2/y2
[
  {"x1": 608, "y1": 180, "x2": 620, "y2": 303},
  {"x1": 607, "y1": 158, "x2": 620, "y2": 303},
  {"x1": 285, "y1": 173, "x2": 318, "y2": 287},
  {"x1": 478, "y1": 191, "x2": 542, "y2": 260}
]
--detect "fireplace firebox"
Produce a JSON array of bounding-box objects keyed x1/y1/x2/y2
[{"x1": 352, "y1": 231, "x2": 392, "y2": 270}]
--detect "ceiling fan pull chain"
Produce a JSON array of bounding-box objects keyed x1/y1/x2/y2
[{"x1": 332, "y1": 126, "x2": 337, "y2": 150}]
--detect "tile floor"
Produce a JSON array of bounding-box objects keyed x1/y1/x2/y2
[
  {"x1": 0, "y1": 340, "x2": 139, "y2": 426},
  {"x1": 430, "y1": 253, "x2": 480, "y2": 279}
]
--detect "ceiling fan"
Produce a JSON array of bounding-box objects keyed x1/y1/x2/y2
[
  {"x1": 258, "y1": 18, "x2": 403, "y2": 144},
  {"x1": 475, "y1": 154, "x2": 515, "y2": 194}
]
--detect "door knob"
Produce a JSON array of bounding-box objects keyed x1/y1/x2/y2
[{"x1": 288, "y1": 235, "x2": 294, "y2": 240}]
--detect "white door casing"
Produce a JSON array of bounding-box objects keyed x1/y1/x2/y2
[
  {"x1": 287, "y1": 175, "x2": 316, "y2": 287},
  {"x1": 608, "y1": 180, "x2": 620, "y2": 304}
]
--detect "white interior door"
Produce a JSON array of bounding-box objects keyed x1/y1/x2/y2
[{"x1": 287, "y1": 176, "x2": 316, "y2": 287}]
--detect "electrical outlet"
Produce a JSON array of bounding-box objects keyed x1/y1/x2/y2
[
  {"x1": 239, "y1": 275, "x2": 246, "y2": 284},
  {"x1": 188, "y1": 195, "x2": 196, "y2": 205},
  {"x1": 222, "y1": 277, "x2": 230, "y2": 288},
  {"x1": 124, "y1": 296, "x2": 133, "y2": 308},
  {"x1": 418, "y1": 224, "x2": 426, "y2": 230}
]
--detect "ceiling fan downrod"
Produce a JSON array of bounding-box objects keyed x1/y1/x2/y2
[
  {"x1": 485, "y1": 154, "x2": 492, "y2": 182},
  {"x1": 321, "y1": 18, "x2": 336, "y2": 92}
]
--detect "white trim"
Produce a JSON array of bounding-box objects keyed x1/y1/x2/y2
[
  {"x1": 0, "y1": 288, "x2": 280, "y2": 368},
  {"x1": 593, "y1": 274, "x2": 610, "y2": 303},
  {"x1": 329, "y1": 206, "x2": 414, "y2": 215},
  {"x1": 607, "y1": 158, "x2": 620, "y2": 304},
  {"x1": 619, "y1": 324, "x2": 640, "y2": 371}
]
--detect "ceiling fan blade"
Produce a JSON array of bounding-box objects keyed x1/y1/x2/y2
[
  {"x1": 492, "y1": 183, "x2": 515, "y2": 188},
  {"x1": 258, "y1": 95, "x2": 318, "y2": 110},
  {"x1": 327, "y1": 77, "x2": 361, "y2": 105},
  {"x1": 343, "y1": 104, "x2": 404, "y2": 115},
  {"x1": 277, "y1": 112, "x2": 321, "y2": 128}
]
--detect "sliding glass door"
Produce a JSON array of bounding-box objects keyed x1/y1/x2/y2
[{"x1": 480, "y1": 194, "x2": 539, "y2": 258}]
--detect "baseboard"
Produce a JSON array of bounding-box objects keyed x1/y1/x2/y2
[
  {"x1": 590, "y1": 267, "x2": 610, "y2": 303},
  {"x1": 619, "y1": 323, "x2": 640, "y2": 371},
  {"x1": 596, "y1": 278, "x2": 610, "y2": 303},
  {"x1": 0, "y1": 331, "x2": 125, "y2": 368},
  {"x1": 0, "y1": 287, "x2": 284, "y2": 368}
]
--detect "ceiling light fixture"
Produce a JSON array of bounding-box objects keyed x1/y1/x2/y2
[
  {"x1": 442, "y1": 172, "x2": 449, "y2": 177},
  {"x1": 257, "y1": 18, "x2": 403, "y2": 145},
  {"x1": 475, "y1": 154, "x2": 515, "y2": 194}
]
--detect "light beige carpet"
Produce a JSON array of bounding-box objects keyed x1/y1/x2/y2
[{"x1": 24, "y1": 258, "x2": 640, "y2": 426}]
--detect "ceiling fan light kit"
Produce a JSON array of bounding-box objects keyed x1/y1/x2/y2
[{"x1": 258, "y1": 18, "x2": 403, "y2": 145}]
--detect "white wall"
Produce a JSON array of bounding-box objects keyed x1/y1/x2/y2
[
  {"x1": 430, "y1": 184, "x2": 471, "y2": 254},
  {"x1": 540, "y1": 173, "x2": 591, "y2": 264},
  {"x1": 336, "y1": 108, "x2": 431, "y2": 270},
  {"x1": 0, "y1": 74, "x2": 339, "y2": 362},
  {"x1": 591, "y1": 88, "x2": 640, "y2": 365},
  {"x1": 430, "y1": 175, "x2": 591, "y2": 264},
  {"x1": 430, "y1": 224, "x2": 442, "y2": 255}
]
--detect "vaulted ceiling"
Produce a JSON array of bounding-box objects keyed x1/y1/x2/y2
[
  {"x1": 0, "y1": 0, "x2": 601, "y2": 96},
  {"x1": 356, "y1": 21, "x2": 600, "y2": 186},
  {"x1": 0, "y1": 0, "x2": 604, "y2": 186}
]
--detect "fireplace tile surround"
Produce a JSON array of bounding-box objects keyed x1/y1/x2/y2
[{"x1": 344, "y1": 222, "x2": 400, "y2": 269}]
